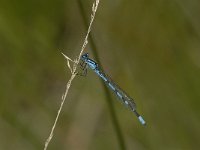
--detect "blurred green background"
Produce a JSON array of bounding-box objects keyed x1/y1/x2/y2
[{"x1": 0, "y1": 0, "x2": 200, "y2": 150}]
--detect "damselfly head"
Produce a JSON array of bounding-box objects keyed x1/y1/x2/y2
[{"x1": 81, "y1": 53, "x2": 89, "y2": 61}]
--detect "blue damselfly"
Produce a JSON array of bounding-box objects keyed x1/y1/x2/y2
[{"x1": 80, "y1": 53, "x2": 146, "y2": 126}]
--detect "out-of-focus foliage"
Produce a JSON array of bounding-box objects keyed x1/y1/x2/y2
[{"x1": 0, "y1": 0, "x2": 200, "y2": 150}]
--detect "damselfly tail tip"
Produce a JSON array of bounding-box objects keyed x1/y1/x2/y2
[
  {"x1": 138, "y1": 116, "x2": 146, "y2": 126},
  {"x1": 133, "y1": 110, "x2": 146, "y2": 126}
]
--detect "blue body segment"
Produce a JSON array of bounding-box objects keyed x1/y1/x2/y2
[{"x1": 81, "y1": 53, "x2": 146, "y2": 126}]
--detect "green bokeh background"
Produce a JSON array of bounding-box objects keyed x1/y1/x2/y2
[{"x1": 0, "y1": 0, "x2": 200, "y2": 150}]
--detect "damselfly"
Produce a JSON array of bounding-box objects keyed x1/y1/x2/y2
[{"x1": 80, "y1": 53, "x2": 146, "y2": 126}]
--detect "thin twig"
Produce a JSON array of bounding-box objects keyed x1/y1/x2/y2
[{"x1": 43, "y1": 1, "x2": 100, "y2": 150}]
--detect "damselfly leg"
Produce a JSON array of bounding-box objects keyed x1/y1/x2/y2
[{"x1": 77, "y1": 59, "x2": 88, "y2": 76}]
